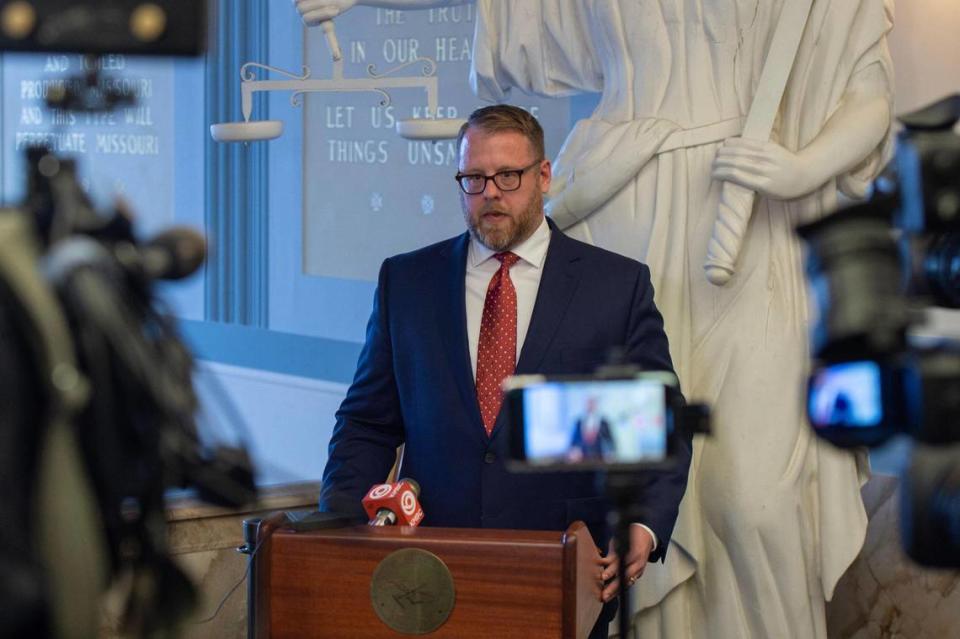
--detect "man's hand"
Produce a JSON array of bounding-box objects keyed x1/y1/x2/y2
[
  {"x1": 712, "y1": 137, "x2": 820, "y2": 200},
  {"x1": 599, "y1": 525, "x2": 654, "y2": 603},
  {"x1": 293, "y1": 0, "x2": 358, "y2": 26}
]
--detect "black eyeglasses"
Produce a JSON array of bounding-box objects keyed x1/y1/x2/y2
[{"x1": 454, "y1": 159, "x2": 542, "y2": 195}]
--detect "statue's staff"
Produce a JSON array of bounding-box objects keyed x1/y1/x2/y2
[{"x1": 703, "y1": 0, "x2": 816, "y2": 286}]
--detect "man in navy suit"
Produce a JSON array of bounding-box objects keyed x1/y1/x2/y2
[
  {"x1": 568, "y1": 396, "x2": 616, "y2": 462},
  {"x1": 320, "y1": 105, "x2": 691, "y2": 635}
]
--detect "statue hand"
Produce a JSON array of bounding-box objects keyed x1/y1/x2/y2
[
  {"x1": 292, "y1": 0, "x2": 358, "y2": 26},
  {"x1": 712, "y1": 137, "x2": 820, "y2": 200}
]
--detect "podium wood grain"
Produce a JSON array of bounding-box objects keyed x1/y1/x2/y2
[{"x1": 255, "y1": 521, "x2": 603, "y2": 638}]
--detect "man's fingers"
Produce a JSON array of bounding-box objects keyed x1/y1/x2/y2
[
  {"x1": 601, "y1": 576, "x2": 620, "y2": 602},
  {"x1": 600, "y1": 567, "x2": 644, "y2": 601},
  {"x1": 599, "y1": 546, "x2": 619, "y2": 582},
  {"x1": 624, "y1": 543, "x2": 652, "y2": 566},
  {"x1": 618, "y1": 565, "x2": 645, "y2": 594}
]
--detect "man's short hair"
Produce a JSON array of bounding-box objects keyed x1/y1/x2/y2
[{"x1": 457, "y1": 105, "x2": 545, "y2": 160}]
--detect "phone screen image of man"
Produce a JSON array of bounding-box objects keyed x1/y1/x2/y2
[
  {"x1": 522, "y1": 379, "x2": 667, "y2": 464},
  {"x1": 808, "y1": 361, "x2": 883, "y2": 428}
]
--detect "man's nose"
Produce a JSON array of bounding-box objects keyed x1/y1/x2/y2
[{"x1": 482, "y1": 178, "x2": 502, "y2": 198}]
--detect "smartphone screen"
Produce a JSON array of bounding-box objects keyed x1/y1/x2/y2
[
  {"x1": 510, "y1": 377, "x2": 670, "y2": 467},
  {"x1": 808, "y1": 360, "x2": 883, "y2": 428}
]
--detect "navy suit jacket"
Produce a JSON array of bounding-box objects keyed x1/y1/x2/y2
[{"x1": 320, "y1": 221, "x2": 691, "y2": 562}]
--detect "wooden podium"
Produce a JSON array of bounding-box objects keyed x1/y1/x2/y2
[{"x1": 248, "y1": 516, "x2": 604, "y2": 638}]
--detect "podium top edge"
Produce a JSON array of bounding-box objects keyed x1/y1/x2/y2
[{"x1": 274, "y1": 524, "x2": 578, "y2": 547}]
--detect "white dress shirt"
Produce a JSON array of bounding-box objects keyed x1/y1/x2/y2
[
  {"x1": 466, "y1": 216, "x2": 550, "y2": 378},
  {"x1": 463, "y1": 215, "x2": 658, "y2": 553}
]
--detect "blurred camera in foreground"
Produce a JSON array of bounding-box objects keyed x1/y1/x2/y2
[
  {"x1": 797, "y1": 94, "x2": 960, "y2": 567},
  {"x1": 0, "y1": 0, "x2": 207, "y2": 56}
]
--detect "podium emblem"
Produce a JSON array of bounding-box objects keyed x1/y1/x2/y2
[{"x1": 370, "y1": 548, "x2": 456, "y2": 634}]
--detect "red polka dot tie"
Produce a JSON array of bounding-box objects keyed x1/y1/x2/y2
[{"x1": 476, "y1": 252, "x2": 520, "y2": 436}]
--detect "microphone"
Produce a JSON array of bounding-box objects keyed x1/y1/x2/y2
[
  {"x1": 362, "y1": 478, "x2": 424, "y2": 527},
  {"x1": 110, "y1": 226, "x2": 207, "y2": 281},
  {"x1": 137, "y1": 226, "x2": 207, "y2": 281}
]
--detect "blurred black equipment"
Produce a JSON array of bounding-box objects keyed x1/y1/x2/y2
[
  {"x1": 0, "y1": 144, "x2": 257, "y2": 639},
  {"x1": 797, "y1": 93, "x2": 960, "y2": 567},
  {"x1": 0, "y1": 0, "x2": 208, "y2": 56},
  {"x1": 136, "y1": 226, "x2": 208, "y2": 280},
  {"x1": 0, "y1": 1, "x2": 257, "y2": 637}
]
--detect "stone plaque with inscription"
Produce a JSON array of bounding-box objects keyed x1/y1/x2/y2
[
  {"x1": 302, "y1": 7, "x2": 571, "y2": 282},
  {"x1": 1, "y1": 53, "x2": 176, "y2": 235}
]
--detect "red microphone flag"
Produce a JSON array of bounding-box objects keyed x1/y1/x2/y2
[{"x1": 361, "y1": 479, "x2": 424, "y2": 526}]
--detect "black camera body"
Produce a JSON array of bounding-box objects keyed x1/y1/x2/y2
[
  {"x1": 0, "y1": 2, "x2": 259, "y2": 636},
  {"x1": 0, "y1": 1, "x2": 207, "y2": 56},
  {"x1": 797, "y1": 94, "x2": 960, "y2": 567}
]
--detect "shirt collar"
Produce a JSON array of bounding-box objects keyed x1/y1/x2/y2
[{"x1": 469, "y1": 216, "x2": 550, "y2": 269}]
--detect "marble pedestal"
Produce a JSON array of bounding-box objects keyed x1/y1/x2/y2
[
  {"x1": 98, "y1": 482, "x2": 320, "y2": 638},
  {"x1": 826, "y1": 473, "x2": 960, "y2": 638}
]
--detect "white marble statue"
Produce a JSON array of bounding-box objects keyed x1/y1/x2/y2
[{"x1": 295, "y1": 1, "x2": 896, "y2": 637}]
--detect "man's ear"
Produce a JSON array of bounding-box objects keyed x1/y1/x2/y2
[{"x1": 539, "y1": 159, "x2": 552, "y2": 194}]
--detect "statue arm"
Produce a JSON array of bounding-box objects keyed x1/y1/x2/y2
[
  {"x1": 711, "y1": 63, "x2": 891, "y2": 201},
  {"x1": 293, "y1": 0, "x2": 470, "y2": 26}
]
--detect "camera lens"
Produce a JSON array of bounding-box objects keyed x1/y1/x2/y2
[
  {"x1": 903, "y1": 443, "x2": 960, "y2": 568},
  {"x1": 918, "y1": 233, "x2": 960, "y2": 308},
  {"x1": 799, "y1": 202, "x2": 909, "y2": 362},
  {"x1": 913, "y1": 347, "x2": 960, "y2": 443}
]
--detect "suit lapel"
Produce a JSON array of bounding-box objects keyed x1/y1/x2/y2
[
  {"x1": 489, "y1": 224, "x2": 583, "y2": 439},
  {"x1": 436, "y1": 232, "x2": 486, "y2": 438}
]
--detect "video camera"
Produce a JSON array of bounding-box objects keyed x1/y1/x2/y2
[
  {"x1": 797, "y1": 94, "x2": 960, "y2": 567},
  {"x1": 501, "y1": 357, "x2": 708, "y2": 639},
  {"x1": 0, "y1": 1, "x2": 257, "y2": 637}
]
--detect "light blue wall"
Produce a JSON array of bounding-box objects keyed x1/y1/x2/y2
[
  {"x1": 0, "y1": 4, "x2": 912, "y2": 486},
  {"x1": 265, "y1": 7, "x2": 378, "y2": 345}
]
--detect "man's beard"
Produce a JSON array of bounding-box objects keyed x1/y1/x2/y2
[{"x1": 464, "y1": 189, "x2": 543, "y2": 252}]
